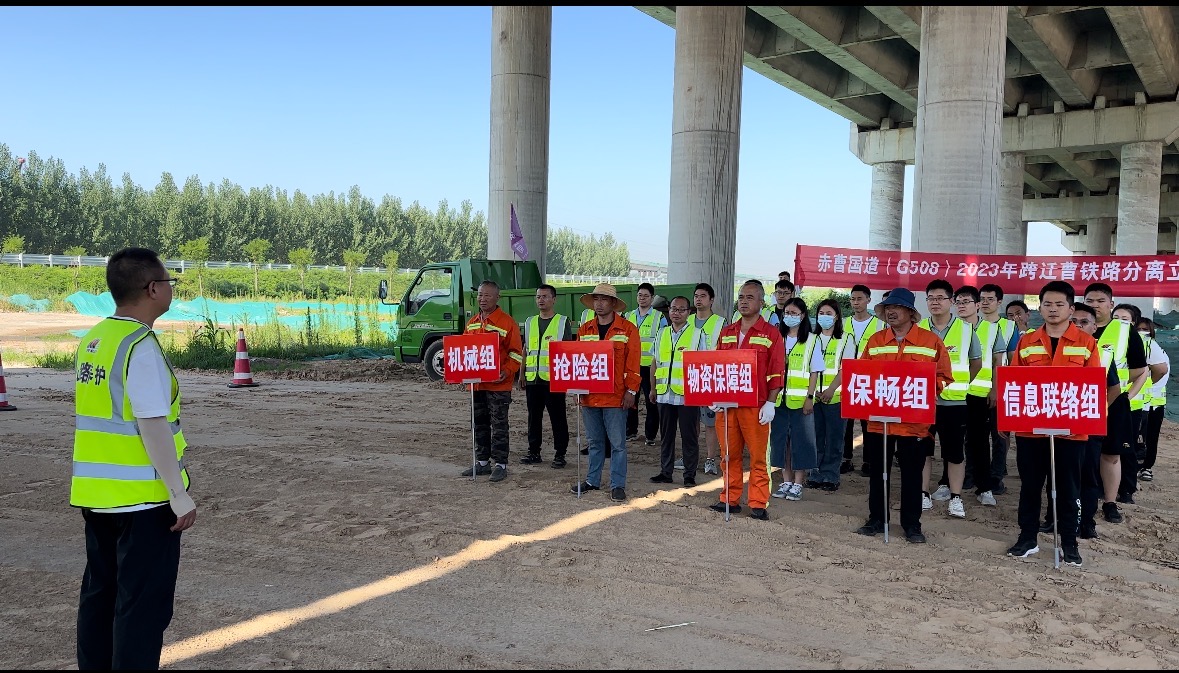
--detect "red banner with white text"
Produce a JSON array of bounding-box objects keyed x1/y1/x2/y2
[{"x1": 794, "y1": 244, "x2": 1179, "y2": 297}]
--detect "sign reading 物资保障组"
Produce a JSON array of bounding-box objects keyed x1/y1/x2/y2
[
  {"x1": 682, "y1": 349, "x2": 759, "y2": 408},
  {"x1": 443, "y1": 333, "x2": 500, "y2": 384},
  {"x1": 841, "y1": 359, "x2": 936, "y2": 424},
  {"x1": 995, "y1": 366, "x2": 1107, "y2": 435}
]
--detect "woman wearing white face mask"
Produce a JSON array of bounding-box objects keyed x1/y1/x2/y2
[
  {"x1": 1136, "y1": 317, "x2": 1168, "y2": 483},
  {"x1": 806, "y1": 299, "x2": 858, "y2": 491},
  {"x1": 769, "y1": 298, "x2": 824, "y2": 501}
]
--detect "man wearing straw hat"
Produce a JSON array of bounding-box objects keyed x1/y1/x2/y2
[
  {"x1": 854, "y1": 287, "x2": 953, "y2": 544},
  {"x1": 571, "y1": 283, "x2": 641, "y2": 502}
]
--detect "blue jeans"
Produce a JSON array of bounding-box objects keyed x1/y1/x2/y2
[
  {"x1": 582, "y1": 406, "x2": 628, "y2": 489},
  {"x1": 770, "y1": 405, "x2": 818, "y2": 472},
  {"x1": 811, "y1": 401, "x2": 845, "y2": 484}
]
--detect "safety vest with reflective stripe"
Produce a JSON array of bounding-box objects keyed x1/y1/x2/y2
[
  {"x1": 780, "y1": 334, "x2": 818, "y2": 409},
  {"x1": 1097, "y1": 320, "x2": 1131, "y2": 397},
  {"x1": 842, "y1": 315, "x2": 884, "y2": 357},
  {"x1": 71, "y1": 317, "x2": 188, "y2": 509},
  {"x1": 919, "y1": 317, "x2": 972, "y2": 401},
  {"x1": 626, "y1": 308, "x2": 664, "y2": 367},
  {"x1": 694, "y1": 314, "x2": 724, "y2": 350},
  {"x1": 818, "y1": 333, "x2": 848, "y2": 404},
  {"x1": 967, "y1": 319, "x2": 999, "y2": 397},
  {"x1": 733, "y1": 305, "x2": 775, "y2": 325},
  {"x1": 654, "y1": 324, "x2": 698, "y2": 395},
  {"x1": 523, "y1": 314, "x2": 568, "y2": 382},
  {"x1": 1132, "y1": 332, "x2": 1152, "y2": 411},
  {"x1": 580, "y1": 308, "x2": 595, "y2": 325}
]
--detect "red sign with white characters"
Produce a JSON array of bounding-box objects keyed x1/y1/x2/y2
[
  {"x1": 443, "y1": 333, "x2": 501, "y2": 384},
  {"x1": 682, "y1": 349, "x2": 760, "y2": 408},
  {"x1": 841, "y1": 359, "x2": 936, "y2": 423},
  {"x1": 795, "y1": 244, "x2": 1179, "y2": 297},
  {"x1": 995, "y1": 366, "x2": 1108, "y2": 435},
  {"x1": 548, "y1": 340, "x2": 615, "y2": 394}
]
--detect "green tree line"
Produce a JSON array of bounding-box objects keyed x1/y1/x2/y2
[{"x1": 0, "y1": 145, "x2": 631, "y2": 275}]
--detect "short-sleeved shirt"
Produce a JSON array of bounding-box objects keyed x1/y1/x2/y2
[
  {"x1": 926, "y1": 316, "x2": 982, "y2": 407},
  {"x1": 861, "y1": 324, "x2": 955, "y2": 438},
  {"x1": 785, "y1": 334, "x2": 827, "y2": 374},
  {"x1": 1011, "y1": 324, "x2": 1105, "y2": 440}
]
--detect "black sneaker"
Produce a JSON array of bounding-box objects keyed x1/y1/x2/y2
[
  {"x1": 749, "y1": 508, "x2": 769, "y2": 520},
  {"x1": 551, "y1": 457, "x2": 567, "y2": 469},
  {"x1": 1103, "y1": 502, "x2": 1123, "y2": 523},
  {"x1": 1039, "y1": 520, "x2": 1055, "y2": 534},
  {"x1": 626, "y1": 433, "x2": 639, "y2": 442},
  {"x1": 570, "y1": 481, "x2": 599, "y2": 494},
  {"x1": 519, "y1": 454, "x2": 543, "y2": 465},
  {"x1": 610, "y1": 487, "x2": 627, "y2": 502},
  {"x1": 1116, "y1": 492, "x2": 1135, "y2": 505},
  {"x1": 905, "y1": 529, "x2": 926, "y2": 544},
  {"x1": 580, "y1": 448, "x2": 589, "y2": 455},
  {"x1": 461, "y1": 463, "x2": 493, "y2": 477},
  {"x1": 855, "y1": 520, "x2": 884, "y2": 536},
  {"x1": 839, "y1": 460, "x2": 853, "y2": 474},
  {"x1": 804, "y1": 479, "x2": 823, "y2": 489},
  {"x1": 1007, "y1": 538, "x2": 1040, "y2": 558},
  {"x1": 859, "y1": 463, "x2": 871, "y2": 477},
  {"x1": 992, "y1": 481, "x2": 1008, "y2": 496},
  {"x1": 645, "y1": 437, "x2": 657, "y2": 446},
  {"x1": 1062, "y1": 545, "x2": 1083, "y2": 567},
  {"x1": 820, "y1": 482, "x2": 839, "y2": 492},
  {"x1": 489, "y1": 465, "x2": 507, "y2": 482},
  {"x1": 709, "y1": 502, "x2": 741, "y2": 514},
  {"x1": 650, "y1": 473, "x2": 673, "y2": 484},
  {"x1": 1079, "y1": 521, "x2": 1098, "y2": 539}
]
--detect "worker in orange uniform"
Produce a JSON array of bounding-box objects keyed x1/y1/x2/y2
[
  {"x1": 709, "y1": 279, "x2": 786, "y2": 521},
  {"x1": 854, "y1": 287, "x2": 953, "y2": 544},
  {"x1": 459, "y1": 280, "x2": 523, "y2": 483},
  {"x1": 570, "y1": 283, "x2": 642, "y2": 502},
  {"x1": 1004, "y1": 281, "x2": 1118, "y2": 567}
]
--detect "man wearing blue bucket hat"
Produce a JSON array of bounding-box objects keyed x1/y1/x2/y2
[{"x1": 853, "y1": 287, "x2": 954, "y2": 544}]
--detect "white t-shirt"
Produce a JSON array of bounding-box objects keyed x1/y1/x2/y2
[
  {"x1": 1145, "y1": 337, "x2": 1170, "y2": 401},
  {"x1": 851, "y1": 316, "x2": 875, "y2": 345},
  {"x1": 93, "y1": 318, "x2": 173, "y2": 514}
]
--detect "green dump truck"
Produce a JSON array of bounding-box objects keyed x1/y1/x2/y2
[{"x1": 378, "y1": 258, "x2": 698, "y2": 381}]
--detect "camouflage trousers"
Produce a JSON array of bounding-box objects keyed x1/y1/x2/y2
[{"x1": 473, "y1": 390, "x2": 512, "y2": 465}]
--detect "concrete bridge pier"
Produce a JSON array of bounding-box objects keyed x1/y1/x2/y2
[
  {"x1": 868, "y1": 162, "x2": 904, "y2": 303},
  {"x1": 1116, "y1": 141, "x2": 1164, "y2": 319},
  {"x1": 997, "y1": 153, "x2": 1028, "y2": 257}
]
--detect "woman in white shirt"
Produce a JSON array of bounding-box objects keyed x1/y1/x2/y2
[
  {"x1": 770, "y1": 298, "x2": 825, "y2": 502},
  {"x1": 808, "y1": 299, "x2": 858, "y2": 491},
  {"x1": 1136, "y1": 317, "x2": 1169, "y2": 482}
]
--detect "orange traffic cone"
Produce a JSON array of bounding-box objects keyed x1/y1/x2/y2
[
  {"x1": 0, "y1": 347, "x2": 15, "y2": 411},
  {"x1": 227, "y1": 328, "x2": 260, "y2": 388}
]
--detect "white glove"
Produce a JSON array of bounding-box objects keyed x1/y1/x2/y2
[
  {"x1": 758, "y1": 401, "x2": 776, "y2": 425},
  {"x1": 708, "y1": 404, "x2": 722, "y2": 413}
]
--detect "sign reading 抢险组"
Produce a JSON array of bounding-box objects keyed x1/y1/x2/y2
[{"x1": 794, "y1": 244, "x2": 1179, "y2": 297}]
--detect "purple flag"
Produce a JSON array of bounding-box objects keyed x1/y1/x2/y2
[{"x1": 510, "y1": 203, "x2": 529, "y2": 260}]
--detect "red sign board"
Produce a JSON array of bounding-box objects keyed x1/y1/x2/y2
[
  {"x1": 841, "y1": 359, "x2": 936, "y2": 424},
  {"x1": 548, "y1": 340, "x2": 615, "y2": 394},
  {"x1": 682, "y1": 349, "x2": 759, "y2": 408},
  {"x1": 795, "y1": 243, "x2": 1179, "y2": 298},
  {"x1": 995, "y1": 366, "x2": 1107, "y2": 435},
  {"x1": 443, "y1": 333, "x2": 501, "y2": 384}
]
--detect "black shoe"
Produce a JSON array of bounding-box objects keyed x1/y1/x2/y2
[
  {"x1": 1062, "y1": 545, "x2": 1083, "y2": 567},
  {"x1": 570, "y1": 481, "x2": 599, "y2": 494},
  {"x1": 1007, "y1": 538, "x2": 1040, "y2": 558},
  {"x1": 709, "y1": 502, "x2": 741, "y2": 514},
  {"x1": 905, "y1": 529, "x2": 926, "y2": 544},
  {"x1": 820, "y1": 482, "x2": 839, "y2": 492},
  {"x1": 650, "y1": 473, "x2": 674, "y2": 484},
  {"x1": 1103, "y1": 502, "x2": 1123, "y2": 523},
  {"x1": 992, "y1": 481, "x2": 1008, "y2": 496},
  {"x1": 1079, "y1": 521, "x2": 1098, "y2": 539},
  {"x1": 579, "y1": 448, "x2": 589, "y2": 455},
  {"x1": 489, "y1": 465, "x2": 507, "y2": 482},
  {"x1": 1039, "y1": 520, "x2": 1055, "y2": 534},
  {"x1": 683, "y1": 477, "x2": 697, "y2": 487},
  {"x1": 839, "y1": 460, "x2": 853, "y2": 474},
  {"x1": 1116, "y1": 492, "x2": 1135, "y2": 505},
  {"x1": 461, "y1": 463, "x2": 493, "y2": 476},
  {"x1": 804, "y1": 479, "x2": 823, "y2": 489},
  {"x1": 645, "y1": 437, "x2": 657, "y2": 446},
  {"x1": 855, "y1": 520, "x2": 884, "y2": 536},
  {"x1": 519, "y1": 454, "x2": 543, "y2": 465},
  {"x1": 551, "y1": 457, "x2": 566, "y2": 469},
  {"x1": 610, "y1": 487, "x2": 627, "y2": 502},
  {"x1": 860, "y1": 463, "x2": 871, "y2": 477},
  {"x1": 749, "y1": 508, "x2": 769, "y2": 520},
  {"x1": 626, "y1": 433, "x2": 639, "y2": 442}
]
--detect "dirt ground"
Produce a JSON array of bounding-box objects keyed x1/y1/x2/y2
[{"x1": 3, "y1": 312, "x2": 1179, "y2": 669}]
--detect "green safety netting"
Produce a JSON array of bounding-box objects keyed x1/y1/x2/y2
[{"x1": 313, "y1": 348, "x2": 398, "y2": 361}]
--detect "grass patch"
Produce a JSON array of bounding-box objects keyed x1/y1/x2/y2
[{"x1": 33, "y1": 351, "x2": 75, "y2": 370}]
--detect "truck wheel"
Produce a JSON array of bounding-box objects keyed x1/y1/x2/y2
[{"x1": 422, "y1": 340, "x2": 445, "y2": 381}]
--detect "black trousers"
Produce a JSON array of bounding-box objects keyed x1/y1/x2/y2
[
  {"x1": 524, "y1": 381, "x2": 569, "y2": 458},
  {"x1": 473, "y1": 390, "x2": 512, "y2": 464},
  {"x1": 1080, "y1": 435, "x2": 1103, "y2": 528},
  {"x1": 1105, "y1": 396, "x2": 1137, "y2": 497},
  {"x1": 657, "y1": 403, "x2": 700, "y2": 479},
  {"x1": 843, "y1": 418, "x2": 868, "y2": 462},
  {"x1": 865, "y1": 432, "x2": 925, "y2": 534},
  {"x1": 965, "y1": 395, "x2": 995, "y2": 494},
  {"x1": 1143, "y1": 405, "x2": 1165, "y2": 470},
  {"x1": 1016, "y1": 436, "x2": 1083, "y2": 546},
  {"x1": 626, "y1": 365, "x2": 658, "y2": 440},
  {"x1": 989, "y1": 406, "x2": 1009, "y2": 483},
  {"x1": 78, "y1": 506, "x2": 182, "y2": 670}
]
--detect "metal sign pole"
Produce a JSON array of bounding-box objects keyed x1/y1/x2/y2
[
  {"x1": 467, "y1": 381, "x2": 480, "y2": 481},
  {"x1": 870, "y1": 416, "x2": 901, "y2": 544},
  {"x1": 571, "y1": 390, "x2": 588, "y2": 498},
  {"x1": 1034, "y1": 428, "x2": 1069, "y2": 570},
  {"x1": 715, "y1": 402, "x2": 738, "y2": 522}
]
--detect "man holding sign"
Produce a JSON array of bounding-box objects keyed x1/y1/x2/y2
[
  {"x1": 854, "y1": 288, "x2": 953, "y2": 544},
  {"x1": 571, "y1": 283, "x2": 641, "y2": 502},
  {"x1": 459, "y1": 280, "x2": 523, "y2": 483},
  {"x1": 709, "y1": 279, "x2": 786, "y2": 521},
  {"x1": 1004, "y1": 281, "x2": 1117, "y2": 567}
]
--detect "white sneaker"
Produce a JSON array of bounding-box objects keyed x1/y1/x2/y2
[
  {"x1": 784, "y1": 483, "x2": 804, "y2": 501},
  {"x1": 772, "y1": 481, "x2": 794, "y2": 499},
  {"x1": 922, "y1": 493, "x2": 933, "y2": 511},
  {"x1": 931, "y1": 485, "x2": 952, "y2": 501},
  {"x1": 673, "y1": 458, "x2": 684, "y2": 471},
  {"x1": 977, "y1": 490, "x2": 997, "y2": 507},
  {"x1": 948, "y1": 497, "x2": 966, "y2": 518}
]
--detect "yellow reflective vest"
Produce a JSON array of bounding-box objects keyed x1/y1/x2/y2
[
  {"x1": 842, "y1": 314, "x2": 884, "y2": 357},
  {"x1": 918, "y1": 317, "x2": 972, "y2": 401},
  {"x1": 654, "y1": 324, "x2": 698, "y2": 396},
  {"x1": 71, "y1": 317, "x2": 189, "y2": 509},
  {"x1": 818, "y1": 333, "x2": 848, "y2": 404},
  {"x1": 1097, "y1": 320, "x2": 1131, "y2": 401},
  {"x1": 523, "y1": 314, "x2": 569, "y2": 382},
  {"x1": 967, "y1": 319, "x2": 999, "y2": 397},
  {"x1": 780, "y1": 334, "x2": 819, "y2": 409},
  {"x1": 694, "y1": 313, "x2": 724, "y2": 350},
  {"x1": 1133, "y1": 332, "x2": 1152, "y2": 411},
  {"x1": 580, "y1": 308, "x2": 595, "y2": 325},
  {"x1": 626, "y1": 308, "x2": 666, "y2": 367}
]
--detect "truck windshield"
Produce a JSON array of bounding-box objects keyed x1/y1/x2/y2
[{"x1": 404, "y1": 268, "x2": 452, "y2": 315}]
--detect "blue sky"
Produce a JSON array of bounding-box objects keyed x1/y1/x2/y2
[{"x1": 2, "y1": 6, "x2": 1067, "y2": 277}]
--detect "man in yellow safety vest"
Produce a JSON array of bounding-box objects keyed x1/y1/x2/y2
[
  {"x1": 625, "y1": 282, "x2": 667, "y2": 445},
  {"x1": 648, "y1": 295, "x2": 702, "y2": 486},
  {"x1": 518, "y1": 283, "x2": 572, "y2": 469}
]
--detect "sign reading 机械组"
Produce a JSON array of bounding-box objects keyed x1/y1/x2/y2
[{"x1": 443, "y1": 333, "x2": 501, "y2": 384}]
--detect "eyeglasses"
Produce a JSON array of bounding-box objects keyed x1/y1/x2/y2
[
  {"x1": 926, "y1": 296, "x2": 950, "y2": 302},
  {"x1": 669, "y1": 306, "x2": 690, "y2": 312},
  {"x1": 953, "y1": 299, "x2": 976, "y2": 306},
  {"x1": 782, "y1": 312, "x2": 804, "y2": 318},
  {"x1": 143, "y1": 278, "x2": 178, "y2": 289}
]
